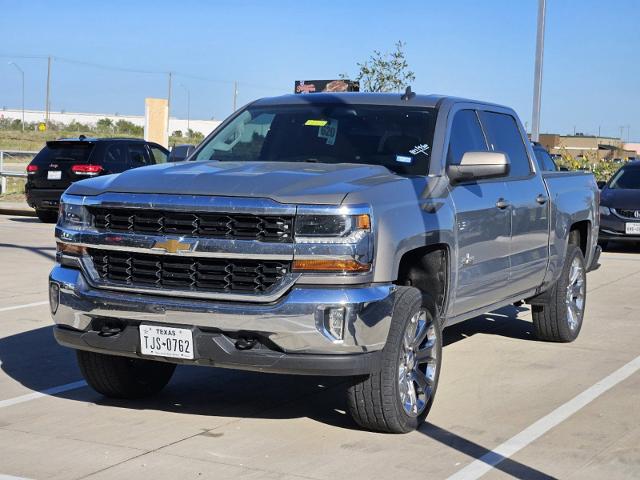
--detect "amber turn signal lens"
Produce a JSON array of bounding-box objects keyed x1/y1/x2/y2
[
  {"x1": 355, "y1": 214, "x2": 371, "y2": 230},
  {"x1": 292, "y1": 259, "x2": 370, "y2": 272},
  {"x1": 56, "y1": 242, "x2": 86, "y2": 256}
]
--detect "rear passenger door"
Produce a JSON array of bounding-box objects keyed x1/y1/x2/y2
[
  {"x1": 479, "y1": 110, "x2": 550, "y2": 297},
  {"x1": 447, "y1": 109, "x2": 511, "y2": 316}
]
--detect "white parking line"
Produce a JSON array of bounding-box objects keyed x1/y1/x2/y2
[
  {"x1": 0, "y1": 474, "x2": 34, "y2": 480},
  {"x1": 0, "y1": 380, "x2": 87, "y2": 409},
  {"x1": 446, "y1": 354, "x2": 640, "y2": 480},
  {"x1": 0, "y1": 301, "x2": 48, "y2": 313}
]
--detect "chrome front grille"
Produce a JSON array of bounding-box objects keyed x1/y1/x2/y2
[
  {"x1": 88, "y1": 207, "x2": 293, "y2": 242},
  {"x1": 88, "y1": 248, "x2": 290, "y2": 294},
  {"x1": 614, "y1": 208, "x2": 640, "y2": 219}
]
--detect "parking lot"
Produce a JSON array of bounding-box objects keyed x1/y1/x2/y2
[{"x1": 0, "y1": 212, "x2": 639, "y2": 480}]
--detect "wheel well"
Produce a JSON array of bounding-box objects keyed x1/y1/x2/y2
[
  {"x1": 396, "y1": 245, "x2": 449, "y2": 314},
  {"x1": 569, "y1": 220, "x2": 590, "y2": 257}
]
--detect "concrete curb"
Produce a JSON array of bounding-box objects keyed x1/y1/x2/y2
[{"x1": 0, "y1": 203, "x2": 36, "y2": 217}]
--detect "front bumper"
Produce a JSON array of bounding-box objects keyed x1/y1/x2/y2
[
  {"x1": 50, "y1": 265, "x2": 396, "y2": 376},
  {"x1": 599, "y1": 214, "x2": 640, "y2": 242}
]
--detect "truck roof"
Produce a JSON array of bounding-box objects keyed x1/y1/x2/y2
[{"x1": 251, "y1": 92, "x2": 508, "y2": 110}]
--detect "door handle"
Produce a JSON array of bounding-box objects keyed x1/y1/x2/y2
[
  {"x1": 495, "y1": 198, "x2": 510, "y2": 210},
  {"x1": 536, "y1": 194, "x2": 548, "y2": 205}
]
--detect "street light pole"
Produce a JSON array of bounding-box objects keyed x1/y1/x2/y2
[
  {"x1": 180, "y1": 84, "x2": 190, "y2": 132},
  {"x1": 8, "y1": 62, "x2": 25, "y2": 132},
  {"x1": 531, "y1": 0, "x2": 547, "y2": 142}
]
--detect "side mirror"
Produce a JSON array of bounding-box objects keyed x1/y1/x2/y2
[
  {"x1": 447, "y1": 152, "x2": 510, "y2": 184},
  {"x1": 597, "y1": 180, "x2": 606, "y2": 189}
]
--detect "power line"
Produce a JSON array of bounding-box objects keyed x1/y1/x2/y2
[{"x1": 0, "y1": 53, "x2": 285, "y2": 92}]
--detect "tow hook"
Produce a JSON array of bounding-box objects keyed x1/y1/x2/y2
[{"x1": 235, "y1": 337, "x2": 258, "y2": 350}]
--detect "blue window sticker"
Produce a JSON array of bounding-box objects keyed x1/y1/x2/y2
[{"x1": 396, "y1": 155, "x2": 413, "y2": 164}]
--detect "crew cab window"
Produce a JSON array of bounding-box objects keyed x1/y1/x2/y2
[
  {"x1": 446, "y1": 110, "x2": 488, "y2": 165},
  {"x1": 479, "y1": 112, "x2": 531, "y2": 178},
  {"x1": 533, "y1": 147, "x2": 558, "y2": 172}
]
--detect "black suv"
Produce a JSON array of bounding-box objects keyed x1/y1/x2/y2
[{"x1": 26, "y1": 137, "x2": 169, "y2": 222}]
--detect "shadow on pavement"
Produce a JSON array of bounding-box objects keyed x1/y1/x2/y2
[
  {"x1": 420, "y1": 423, "x2": 557, "y2": 480},
  {"x1": 1, "y1": 308, "x2": 553, "y2": 477},
  {"x1": 0, "y1": 242, "x2": 56, "y2": 261}
]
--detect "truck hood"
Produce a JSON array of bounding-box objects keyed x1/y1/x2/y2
[
  {"x1": 65, "y1": 161, "x2": 402, "y2": 205},
  {"x1": 600, "y1": 188, "x2": 640, "y2": 210}
]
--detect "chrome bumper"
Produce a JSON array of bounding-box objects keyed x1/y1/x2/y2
[{"x1": 50, "y1": 265, "x2": 397, "y2": 355}]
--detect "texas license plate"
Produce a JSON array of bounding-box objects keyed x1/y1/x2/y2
[
  {"x1": 139, "y1": 325, "x2": 194, "y2": 359},
  {"x1": 47, "y1": 170, "x2": 62, "y2": 180},
  {"x1": 625, "y1": 223, "x2": 640, "y2": 235}
]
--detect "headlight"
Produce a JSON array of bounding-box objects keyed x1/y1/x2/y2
[
  {"x1": 293, "y1": 210, "x2": 373, "y2": 273},
  {"x1": 58, "y1": 196, "x2": 91, "y2": 230},
  {"x1": 294, "y1": 214, "x2": 370, "y2": 239},
  {"x1": 599, "y1": 206, "x2": 611, "y2": 216}
]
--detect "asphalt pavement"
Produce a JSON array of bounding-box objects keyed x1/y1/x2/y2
[{"x1": 0, "y1": 212, "x2": 638, "y2": 479}]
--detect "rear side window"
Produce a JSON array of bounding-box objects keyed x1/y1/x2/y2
[
  {"x1": 479, "y1": 112, "x2": 531, "y2": 178},
  {"x1": 128, "y1": 144, "x2": 151, "y2": 167},
  {"x1": 105, "y1": 144, "x2": 127, "y2": 165},
  {"x1": 32, "y1": 142, "x2": 94, "y2": 165},
  {"x1": 447, "y1": 110, "x2": 487, "y2": 165}
]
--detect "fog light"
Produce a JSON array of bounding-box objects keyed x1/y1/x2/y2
[
  {"x1": 49, "y1": 282, "x2": 60, "y2": 315},
  {"x1": 325, "y1": 307, "x2": 345, "y2": 341}
]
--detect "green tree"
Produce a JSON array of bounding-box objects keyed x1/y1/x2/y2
[
  {"x1": 172, "y1": 130, "x2": 183, "y2": 137},
  {"x1": 115, "y1": 119, "x2": 143, "y2": 136},
  {"x1": 343, "y1": 41, "x2": 416, "y2": 92},
  {"x1": 96, "y1": 118, "x2": 114, "y2": 131}
]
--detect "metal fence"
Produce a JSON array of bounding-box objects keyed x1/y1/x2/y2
[{"x1": 0, "y1": 150, "x2": 37, "y2": 194}]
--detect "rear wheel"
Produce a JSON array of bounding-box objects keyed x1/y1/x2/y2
[
  {"x1": 35, "y1": 208, "x2": 58, "y2": 223},
  {"x1": 532, "y1": 245, "x2": 586, "y2": 342},
  {"x1": 347, "y1": 287, "x2": 442, "y2": 433},
  {"x1": 76, "y1": 350, "x2": 176, "y2": 399}
]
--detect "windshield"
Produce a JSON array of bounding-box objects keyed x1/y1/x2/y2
[
  {"x1": 193, "y1": 104, "x2": 438, "y2": 175},
  {"x1": 608, "y1": 166, "x2": 640, "y2": 189}
]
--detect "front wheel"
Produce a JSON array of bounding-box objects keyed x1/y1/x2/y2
[
  {"x1": 347, "y1": 287, "x2": 442, "y2": 433},
  {"x1": 77, "y1": 350, "x2": 176, "y2": 399},
  {"x1": 532, "y1": 245, "x2": 586, "y2": 342}
]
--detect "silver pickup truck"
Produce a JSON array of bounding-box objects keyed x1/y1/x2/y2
[{"x1": 50, "y1": 92, "x2": 600, "y2": 433}]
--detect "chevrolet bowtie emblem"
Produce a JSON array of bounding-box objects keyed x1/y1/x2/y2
[{"x1": 152, "y1": 239, "x2": 192, "y2": 254}]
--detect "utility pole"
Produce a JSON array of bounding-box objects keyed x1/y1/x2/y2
[
  {"x1": 530, "y1": 0, "x2": 546, "y2": 142},
  {"x1": 45, "y1": 56, "x2": 52, "y2": 127},
  {"x1": 626, "y1": 125, "x2": 631, "y2": 143},
  {"x1": 233, "y1": 81, "x2": 238, "y2": 112},
  {"x1": 8, "y1": 62, "x2": 25, "y2": 132},
  {"x1": 167, "y1": 72, "x2": 172, "y2": 139}
]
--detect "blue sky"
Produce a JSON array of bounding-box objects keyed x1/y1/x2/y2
[{"x1": 1, "y1": 0, "x2": 638, "y2": 140}]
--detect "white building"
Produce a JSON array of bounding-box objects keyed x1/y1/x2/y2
[{"x1": 0, "y1": 108, "x2": 221, "y2": 136}]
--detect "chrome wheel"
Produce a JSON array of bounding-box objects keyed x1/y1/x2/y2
[
  {"x1": 566, "y1": 256, "x2": 585, "y2": 330},
  {"x1": 398, "y1": 309, "x2": 438, "y2": 417}
]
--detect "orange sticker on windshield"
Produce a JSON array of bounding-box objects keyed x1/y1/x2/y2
[{"x1": 305, "y1": 119, "x2": 328, "y2": 127}]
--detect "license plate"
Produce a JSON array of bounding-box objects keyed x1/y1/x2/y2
[
  {"x1": 625, "y1": 223, "x2": 640, "y2": 235},
  {"x1": 139, "y1": 325, "x2": 194, "y2": 359},
  {"x1": 47, "y1": 170, "x2": 62, "y2": 180}
]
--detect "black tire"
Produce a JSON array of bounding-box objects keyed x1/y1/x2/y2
[
  {"x1": 532, "y1": 245, "x2": 586, "y2": 342},
  {"x1": 347, "y1": 287, "x2": 442, "y2": 433},
  {"x1": 76, "y1": 350, "x2": 176, "y2": 399},
  {"x1": 35, "y1": 208, "x2": 58, "y2": 223}
]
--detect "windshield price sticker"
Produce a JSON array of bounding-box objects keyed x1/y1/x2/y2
[{"x1": 318, "y1": 119, "x2": 338, "y2": 145}]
